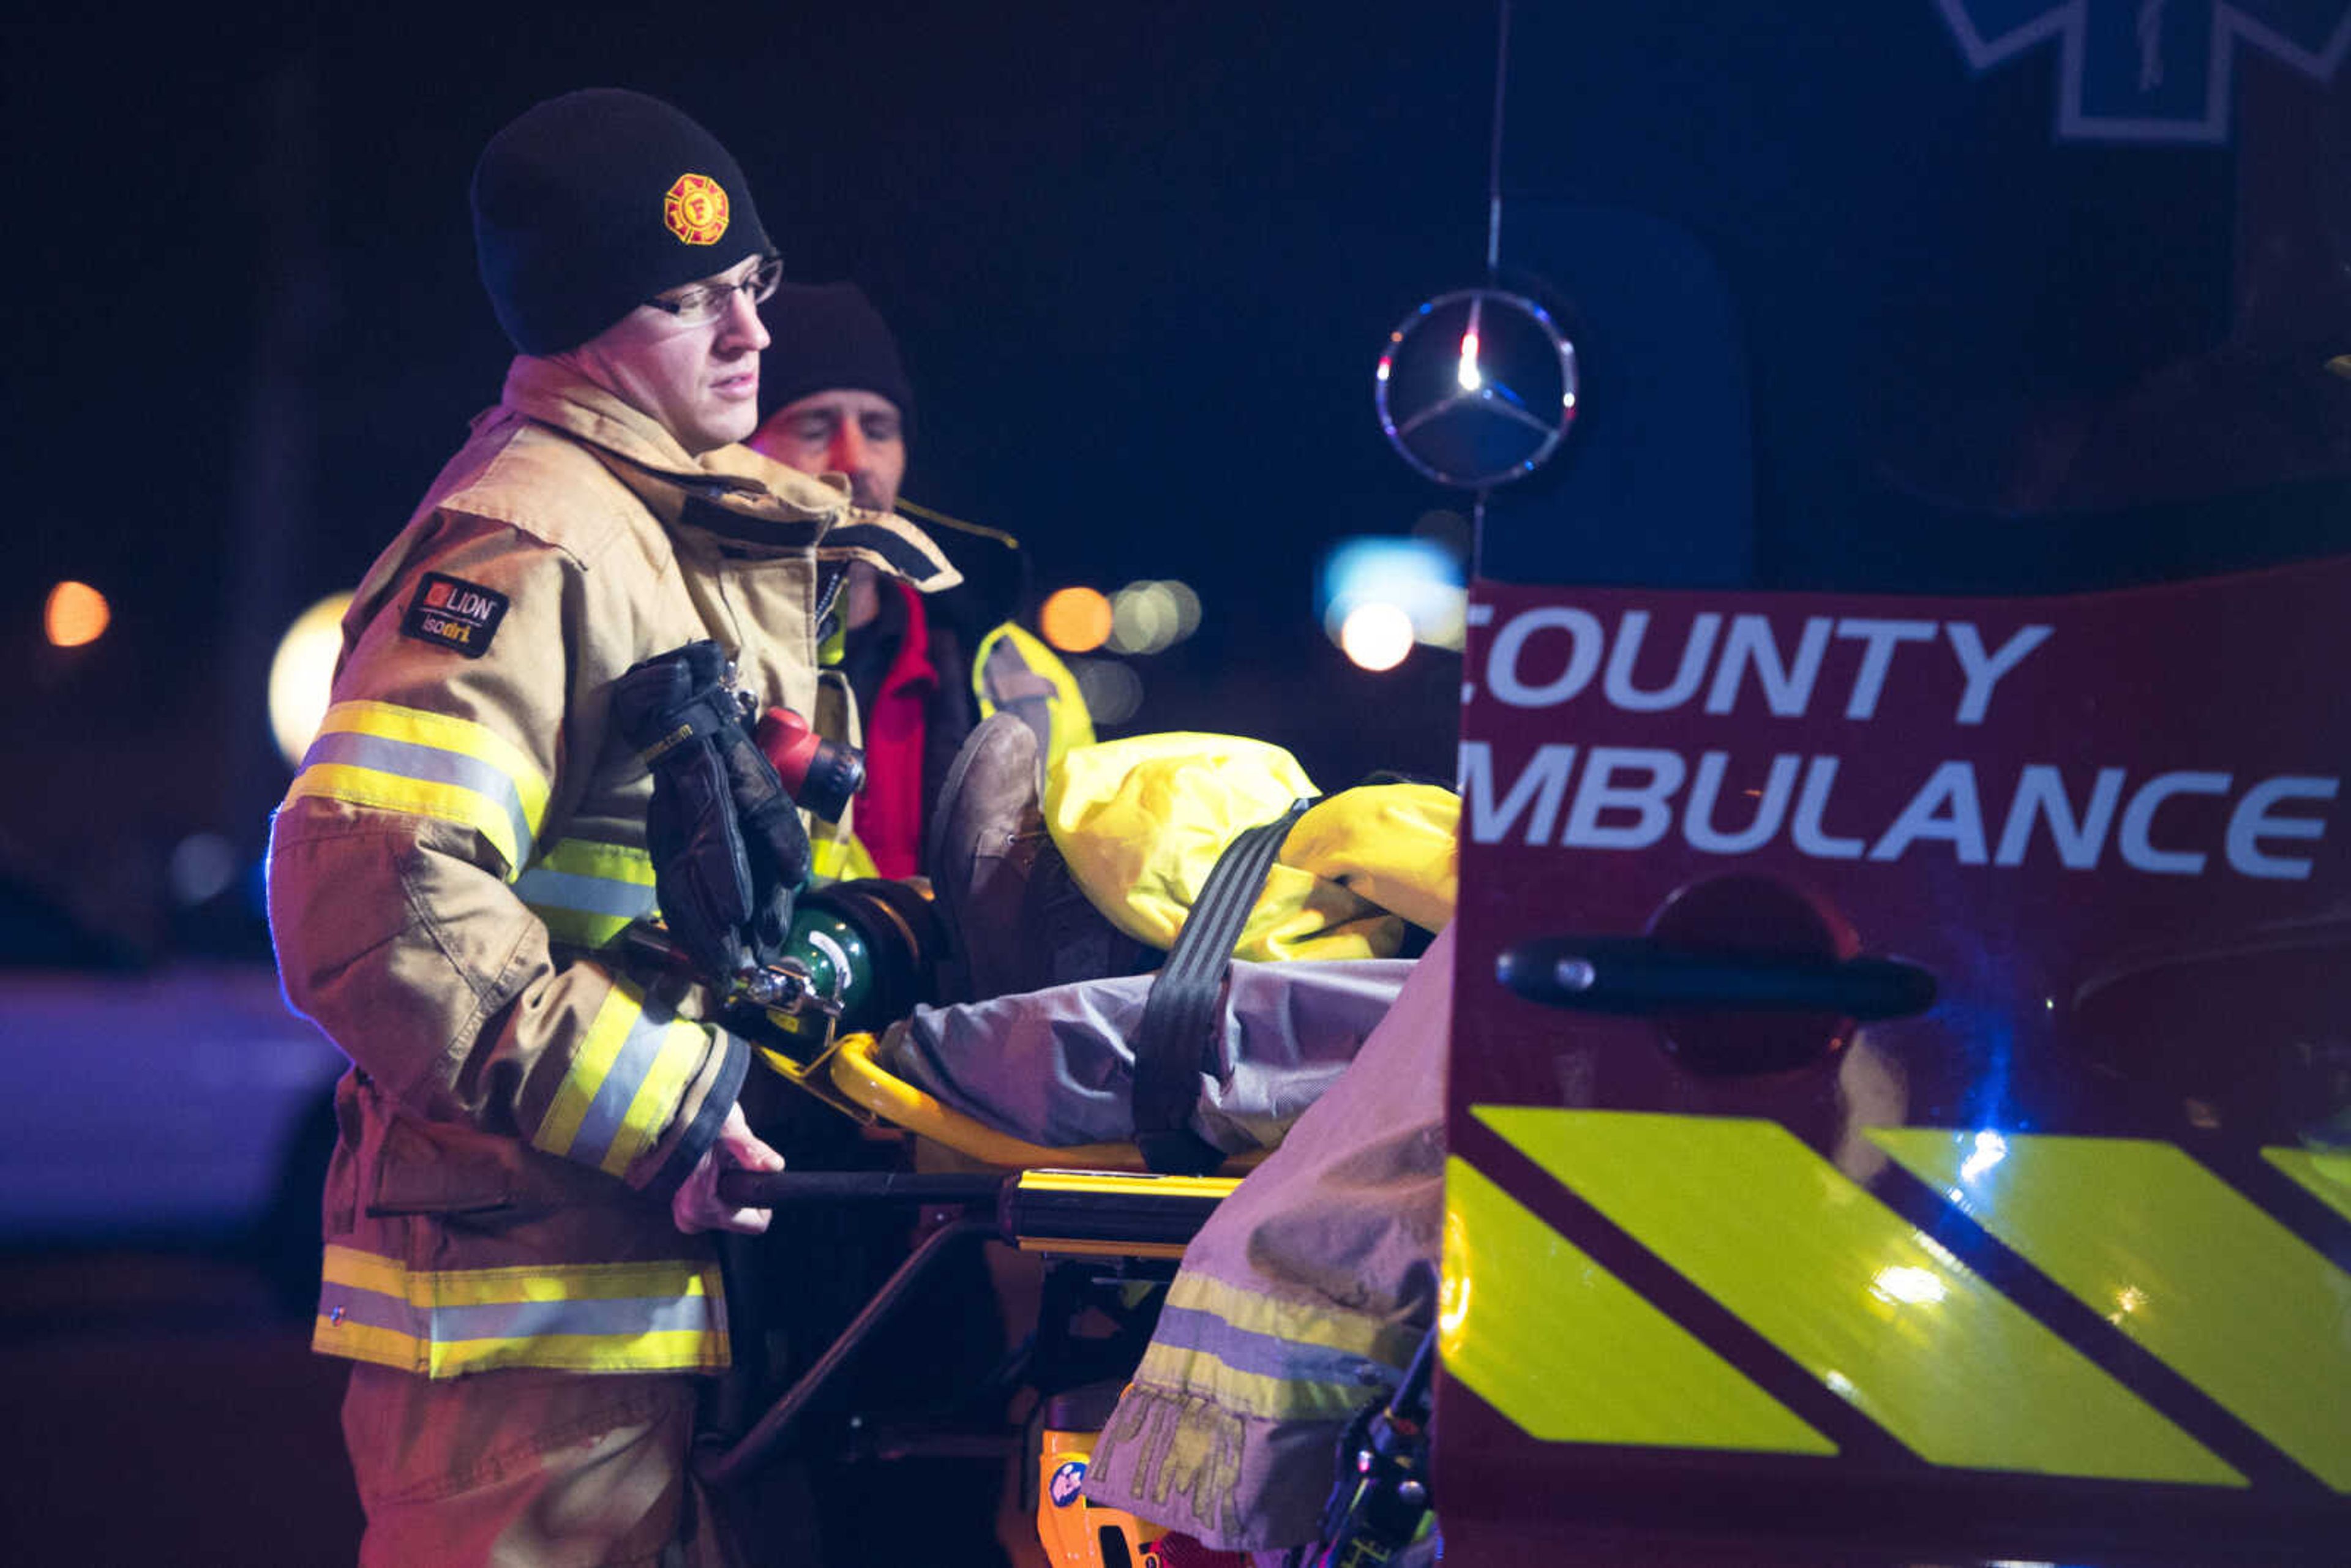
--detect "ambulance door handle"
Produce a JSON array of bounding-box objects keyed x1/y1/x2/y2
[{"x1": 1496, "y1": 936, "x2": 1936, "y2": 1020}]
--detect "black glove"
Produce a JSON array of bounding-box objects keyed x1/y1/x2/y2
[{"x1": 609, "y1": 641, "x2": 812, "y2": 980}]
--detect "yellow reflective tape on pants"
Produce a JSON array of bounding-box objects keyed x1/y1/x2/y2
[
  {"x1": 1442, "y1": 1156, "x2": 1835, "y2": 1453},
  {"x1": 1478, "y1": 1107, "x2": 2241, "y2": 1485},
  {"x1": 2264, "y1": 1146, "x2": 2351, "y2": 1228},
  {"x1": 1874, "y1": 1130, "x2": 2351, "y2": 1491}
]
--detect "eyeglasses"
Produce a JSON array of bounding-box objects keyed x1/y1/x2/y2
[{"x1": 645, "y1": 255, "x2": 783, "y2": 327}]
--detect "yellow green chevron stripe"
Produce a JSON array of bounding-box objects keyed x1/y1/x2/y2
[
  {"x1": 1478, "y1": 1107, "x2": 2240, "y2": 1486},
  {"x1": 1442, "y1": 1156, "x2": 1835, "y2": 1454},
  {"x1": 1875, "y1": 1130, "x2": 2351, "y2": 1491},
  {"x1": 2263, "y1": 1146, "x2": 2351, "y2": 1228}
]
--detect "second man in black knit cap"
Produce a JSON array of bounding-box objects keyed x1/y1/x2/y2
[{"x1": 749, "y1": 282, "x2": 1094, "y2": 889}]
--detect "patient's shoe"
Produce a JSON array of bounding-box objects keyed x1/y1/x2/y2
[
  {"x1": 927, "y1": 711, "x2": 1046, "y2": 1002},
  {"x1": 927, "y1": 711, "x2": 1154, "y2": 1002}
]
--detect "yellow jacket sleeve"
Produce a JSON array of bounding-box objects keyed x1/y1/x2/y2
[{"x1": 1044, "y1": 733, "x2": 1459, "y2": 962}]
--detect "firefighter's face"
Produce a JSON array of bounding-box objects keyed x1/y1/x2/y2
[
  {"x1": 748, "y1": 390, "x2": 907, "y2": 513},
  {"x1": 560, "y1": 255, "x2": 773, "y2": 455}
]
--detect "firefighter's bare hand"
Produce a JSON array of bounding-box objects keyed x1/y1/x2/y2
[{"x1": 672, "y1": 1101, "x2": 787, "y2": 1236}]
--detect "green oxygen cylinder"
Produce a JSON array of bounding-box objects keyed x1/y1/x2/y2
[{"x1": 758, "y1": 877, "x2": 948, "y2": 1059}]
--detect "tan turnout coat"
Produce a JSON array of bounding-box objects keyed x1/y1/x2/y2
[{"x1": 268, "y1": 358, "x2": 951, "y2": 1378}]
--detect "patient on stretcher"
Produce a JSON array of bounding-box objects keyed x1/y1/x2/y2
[
  {"x1": 874, "y1": 956, "x2": 1413, "y2": 1156},
  {"x1": 855, "y1": 719, "x2": 1458, "y2": 1561}
]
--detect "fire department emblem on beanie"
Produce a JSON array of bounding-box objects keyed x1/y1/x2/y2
[
  {"x1": 662, "y1": 173, "x2": 730, "y2": 245},
  {"x1": 471, "y1": 88, "x2": 772, "y2": 355}
]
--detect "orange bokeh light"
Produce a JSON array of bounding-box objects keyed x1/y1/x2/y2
[
  {"x1": 1039, "y1": 586, "x2": 1114, "y2": 653},
  {"x1": 45, "y1": 581, "x2": 110, "y2": 648}
]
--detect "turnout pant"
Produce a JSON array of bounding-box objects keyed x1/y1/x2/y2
[{"x1": 340, "y1": 1362, "x2": 743, "y2": 1567}]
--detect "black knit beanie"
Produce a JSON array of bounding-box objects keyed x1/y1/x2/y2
[
  {"x1": 760, "y1": 282, "x2": 917, "y2": 435},
  {"x1": 471, "y1": 88, "x2": 773, "y2": 356}
]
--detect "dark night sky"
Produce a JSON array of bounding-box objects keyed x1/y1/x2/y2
[
  {"x1": 6, "y1": 3, "x2": 2347, "y2": 959},
  {"x1": 4, "y1": 3, "x2": 1494, "y2": 952}
]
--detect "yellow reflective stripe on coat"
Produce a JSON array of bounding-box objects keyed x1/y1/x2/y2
[
  {"x1": 532, "y1": 977, "x2": 709, "y2": 1178},
  {"x1": 285, "y1": 699, "x2": 550, "y2": 874},
  {"x1": 1127, "y1": 1269, "x2": 1423, "y2": 1423},
  {"x1": 1475, "y1": 1107, "x2": 2241, "y2": 1485},
  {"x1": 1442, "y1": 1156, "x2": 1835, "y2": 1453},
  {"x1": 808, "y1": 826, "x2": 880, "y2": 885},
  {"x1": 517, "y1": 838, "x2": 658, "y2": 948},
  {"x1": 313, "y1": 1244, "x2": 727, "y2": 1376},
  {"x1": 1874, "y1": 1129, "x2": 2351, "y2": 1491}
]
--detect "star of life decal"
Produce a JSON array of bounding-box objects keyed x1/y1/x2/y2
[{"x1": 1937, "y1": 0, "x2": 2349, "y2": 143}]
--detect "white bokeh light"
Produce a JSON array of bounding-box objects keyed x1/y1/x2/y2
[
  {"x1": 1070, "y1": 657, "x2": 1145, "y2": 725},
  {"x1": 269, "y1": 592, "x2": 353, "y2": 770},
  {"x1": 1339, "y1": 602, "x2": 1416, "y2": 671}
]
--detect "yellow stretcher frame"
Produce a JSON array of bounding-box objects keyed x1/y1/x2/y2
[
  {"x1": 803, "y1": 1030, "x2": 1267, "y2": 1174},
  {"x1": 710, "y1": 1039, "x2": 1254, "y2": 1568}
]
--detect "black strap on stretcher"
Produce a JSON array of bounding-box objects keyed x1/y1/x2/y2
[{"x1": 1130, "y1": 795, "x2": 1318, "y2": 1176}]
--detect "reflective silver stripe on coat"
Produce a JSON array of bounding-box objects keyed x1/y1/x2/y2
[
  {"x1": 303, "y1": 729, "x2": 536, "y2": 869},
  {"x1": 320, "y1": 1280, "x2": 717, "y2": 1343}
]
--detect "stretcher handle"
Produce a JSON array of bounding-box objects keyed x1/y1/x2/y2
[
  {"x1": 1498, "y1": 936, "x2": 1935, "y2": 1019},
  {"x1": 716, "y1": 1169, "x2": 1003, "y2": 1208}
]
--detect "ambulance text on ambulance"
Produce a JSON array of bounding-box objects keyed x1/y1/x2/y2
[{"x1": 1458, "y1": 608, "x2": 2338, "y2": 879}]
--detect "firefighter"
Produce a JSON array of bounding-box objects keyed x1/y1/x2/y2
[
  {"x1": 266, "y1": 88, "x2": 950, "y2": 1566},
  {"x1": 748, "y1": 282, "x2": 1092, "y2": 883}
]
